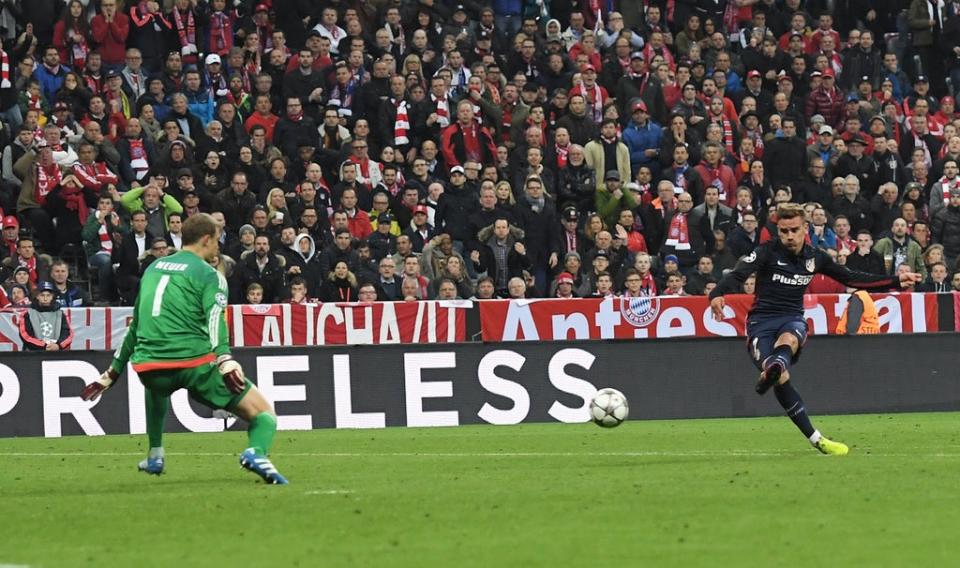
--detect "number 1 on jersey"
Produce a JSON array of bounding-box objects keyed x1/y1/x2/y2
[{"x1": 152, "y1": 274, "x2": 171, "y2": 317}]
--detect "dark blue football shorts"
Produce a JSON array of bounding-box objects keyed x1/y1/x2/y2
[{"x1": 745, "y1": 314, "x2": 808, "y2": 371}]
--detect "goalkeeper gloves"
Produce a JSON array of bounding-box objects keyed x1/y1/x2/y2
[
  {"x1": 217, "y1": 355, "x2": 246, "y2": 394},
  {"x1": 81, "y1": 368, "x2": 119, "y2": 401}
]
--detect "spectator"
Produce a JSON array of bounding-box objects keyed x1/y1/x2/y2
[
  {"x1": 874, "y1": 218, "x2": 927, "y2": 278},
  {"x1": 584, "y1": 119, "x2": 630, "y2": 193},
  {"x1": 1, "y1": 236, "x2": 52, "y2": 286},
  {"x1": 695, "y1": 142, "x2": 739, "y2": 207},
  {"x1": 832, "y1": 176, "x2": 873, "y2": 236},
  {"x1": 728, "y1": 212, "x2": 761, "y2": 258},
  {"x1": 121, "y1": 181, "x2": 183, "y2": 238},
  {"x1": 14, "y1": 141, "x2": 59, "y2": 253},
  {"x1": 317, "y1": 260, "x2": 357, "y2": 302},
  {"x1": 595, "y1": 170, "x2": 638, "y2": 229},
  {"x1": 214, "y1": 171, "x2": 257, "y2": 235},
  {"x1": 660, "y1": 191, "x2": 712, "y2": 271},
  {"x1": 441, "y1": 100, "x2": 498, "y2": 168},
  {"x1": 114, "y1": 210, "x2": 152, "y2": 305},
  {"x1": 916, "y1": 262, "x2": 951, "y2": 293},
  {"x1": 931, "y1": 189, "x2": 960, "y2": 268},
  {"x1": 684, "y1": 256, "x2": 716, "y2": 295},
  {"x1": 845, "y1": 230, "x2": 886, "y2": 274},
  {"x1": 239, "y1": 234, "x2": 286, "y2": 304},
  {"x1": 19, "y1": 281, "x2": 73, "y2": 351},
  {"x1": 473, "y1": 218, "x2": 529, "y2": 297}
]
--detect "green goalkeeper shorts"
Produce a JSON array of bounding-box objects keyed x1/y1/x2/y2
[{"x1": 138, "y1": 363, "x2": 253, "y2": 411}]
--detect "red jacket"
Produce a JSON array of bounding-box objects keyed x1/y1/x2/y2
[
  {"x1": 805, "y1": 87, "x2": 844, "y2": 129},
  {"x1": 693, "y1": 161, "x2": 738, "y2": 206},
  {"x1": 91, "y1": 13, "x2": 130, "y2": 65},
  {"x1": 343, "y1": 209, "x2": 372, "y2": 241}
]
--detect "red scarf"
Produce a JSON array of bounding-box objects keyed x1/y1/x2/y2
[
  {"x1": 666, "y1": 212, "x2": 691, "y2": 250},
  {"x1": 35, "y1": 163, "x2": 62, "y2": 206},
  {"x1": 98, "y1": 216, "x2": 114, "y2": 252},
  {"x1": 713, "y1": 116, "x2": 735, "y2": 155},
  {"x1": 287, "y1": 108, "x2": 303, "y2": 122},
  {"x1": 640, "y1": 272, "x2": 657, "y2": 296},
  {"x1": 1, "y1": 49, "x2": 11, "y2": 89},
  {"x1": 209, "y1": 11, "x2": 233, "y2": 55},
  {"x1": 555, "y1": 144, "x2": 569, "y2": 168},
  {"x1": 173, "y1": 8, "x2": 197, "y2": 52},
  {"x1": 61, "y1": 184, "x2": 90, "y2": 224},
  {"x1": 500, "y1": 103, "x2": 514, "y2": 143}
]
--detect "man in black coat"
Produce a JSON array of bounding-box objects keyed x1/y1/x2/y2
[
  {"x1": 115, "y1": 211, "x2": 155, "y2": 305},
  {"x1": 727, "y1": 212, "x2": 761, "y2": 258},
  {"x1": 614, "y1": 53, "x2": 668, "y2": 125},
  {"x1": 833, "y1": 135, "x2": 878, "y2": 196},
  {"x1": 659, "y1": 192, "x2": 713, "y2": 271},
  {"x1": 239, "y1": 235, "x2": 287, "y2": 303},
  {"x1": 282, "y1": 48, "x2": 326, "y2": 120},
  {"x1": 435, "y1": 167, "x2": 479, "y2": 245},
  {"x1": 515, "y1": 176, "x2": 559, "y2": 293},
  {"x1": 273, "y1": 97, "x2": 319, "y2": 159},
  {"x1": 762, "y1": 116, "x2": 807, "y2": 189}
]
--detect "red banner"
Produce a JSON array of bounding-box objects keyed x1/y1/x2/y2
[
  {"x1": 230, "y1": 301, "x2": 469, "y2": 347},
  {"x1": 478, "y1": 294, "x2": 938, "y2": 342}
]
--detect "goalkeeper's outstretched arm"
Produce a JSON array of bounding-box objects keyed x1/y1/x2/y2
[{"x1": 81, "y1": 294, "x2": 141, "y2": 401}]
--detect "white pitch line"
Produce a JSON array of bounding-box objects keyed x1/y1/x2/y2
[
  {"x1": 0, "y1": 451, "x2": 958, "y2": 458},
  {"x1": 304, "y1": 490, "x2": 354, "y2": 495}
]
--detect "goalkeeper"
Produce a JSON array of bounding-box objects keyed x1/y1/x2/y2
[{"x1": 81, "y1": 213, "x2": 288, "y2": 484}]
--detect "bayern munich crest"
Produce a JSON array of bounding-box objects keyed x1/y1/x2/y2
[{"x1": 620, "y1": 295, "x2": 660, "y2": 328}]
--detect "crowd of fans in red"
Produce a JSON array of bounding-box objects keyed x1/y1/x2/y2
[{"x1": 1, "y1": 0, "x2": 960, "y2": 309}]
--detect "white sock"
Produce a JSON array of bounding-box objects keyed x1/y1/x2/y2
[
  {"x1": 808, "y1": 430, "x2": 822, "y2": 445},
  {"x1": 148, "y1": 447, "x2": 165, "y2": 459}
]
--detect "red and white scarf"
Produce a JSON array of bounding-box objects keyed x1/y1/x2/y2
[
  {"x1": 431, "y1": 94, "x2": 449, "y2": 128},
  {"x1": 127, "y1": 138, "x2": 149, "y2": 180},
  {"x1": 1, "y1": 49, "x2": 12, "y2": 88},
  {"x1": 713, "y1": 115, "x2": 735, "y2": 155},
  {"x1": 940, "y1": 176, "x2": 960, "y2": 205},
  {"x1": 580, "y1": 80, "x2": 604, "y2": 122},
  {"x1": 98, "y1": 216, "x2": 114, "y2": 253},
  {"x1": 35, "y1": 163, "x2": 62, "y2": 206},
  {"x1": 393, "y1": 99, "x2": 410, "y2": 145},
  {"x1": 666, "y1": 212, "x2": 691, "y2": 250}
]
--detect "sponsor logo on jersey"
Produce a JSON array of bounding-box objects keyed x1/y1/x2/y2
[
  {"x1": 772, "y1": 273, "x2": 814, "y2": 286},
  {"x1": 621, "y1": 295, "x2": 660, "y2": 327},
  {"x1": 154, "y1": 261, "x2": 188, "y2": 272}
]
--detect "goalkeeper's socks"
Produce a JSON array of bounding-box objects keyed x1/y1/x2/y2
[
  {"x1": 763, "y1": 345, "x2": 793, "y2": 373},
  {"x1": 773, "y1": 382, "x2": 816, "y2": 438},
  {"x1": 248, "y1": 412, "x2": 277, "y2": 455},
  {"x1": 148, "y1": 447, "x2": 165, "y2": 460}
]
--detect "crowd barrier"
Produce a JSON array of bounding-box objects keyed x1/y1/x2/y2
[
  {"x1": 0, "y1": 293, "x2": 957, "y2": 351},
  {"x1": 1, "y1": 334, "x2": 958, "y2": 438}
]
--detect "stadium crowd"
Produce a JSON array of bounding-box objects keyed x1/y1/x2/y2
[{"x1": 1, "y1": 0, "x2": 960, "y2": 307}]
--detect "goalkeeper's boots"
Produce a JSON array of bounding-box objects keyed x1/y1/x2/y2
[
  {"x1": 240, "y1": 448, "x2": 288, "y2": 485},
  {"x1": 138, "y1": 456, "x2": 165, "y2": 475},
  {"x1": 814, "y1": 436, "x2": 850, "y2": 456}
]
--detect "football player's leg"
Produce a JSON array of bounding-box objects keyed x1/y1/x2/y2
[
  {"x1": 232, "y1": 387, "x2": 277, "y2": 457},
  {"x1": 139, "y1": 378, "x2": 174, "y2": 475}
]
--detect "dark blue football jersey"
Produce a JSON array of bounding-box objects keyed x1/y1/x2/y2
[{"x1": 710, "y1": 240, "x2": 900, "y2": 317}]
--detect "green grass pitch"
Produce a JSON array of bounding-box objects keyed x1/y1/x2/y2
[{"x1": 1, "y1": 412, "x2": 958, "y2": 567}]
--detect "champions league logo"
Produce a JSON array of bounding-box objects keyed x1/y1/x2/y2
[
  {"x1": 620, "y1": 296, "x2": 660, "y2": 328},
  {"x1": 806, "y1": 258, "x2": 816, "y2": 273},
  {"x1": 39, "y1": 321, "x2": 55, "y2": 339}
]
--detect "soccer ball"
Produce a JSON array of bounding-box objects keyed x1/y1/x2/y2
[{"x1": 589, "y1": 388, "x2": 629, "y2": 428}]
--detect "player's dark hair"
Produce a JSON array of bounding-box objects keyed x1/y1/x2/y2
[{"x1": 182, "y1": 213, "x2": 219, "y2": 246}]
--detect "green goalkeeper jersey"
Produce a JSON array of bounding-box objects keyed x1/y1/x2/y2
[{"x1": 110, "y1": 249, "x2": 231, "y2": 375}]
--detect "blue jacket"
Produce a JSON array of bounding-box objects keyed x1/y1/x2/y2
[
  {"x1": 33, "y1": 64, "x2": 72, "y2": 103},
  {"x1": 622, "y1": 120, "x2": 662, "y2": 169},
  {"x1": 184, "y1": 89, "x2": 215, "y2": 127},
  {"x1": 493, "y1": 0, "x2": 522, "y2": 15}
]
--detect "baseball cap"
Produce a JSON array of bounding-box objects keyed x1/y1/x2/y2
[
  {"x1": 810, "y1": 70, "x2": 822, "y2": 78},
  {"x1": 37, "y1": 281, "x2": 56, "y2": 294},
  {"x1": 254, "y1": 3, "x2": 269, "y2": 12},
  {"x1": 450, "y1": 165, "x2": 465, "y2": 175},
  {"x1": 379, "y1": 212, "x2": 394, "y2": 223},
  {"x1": 53, "y1": 101, "x2": 69, "y2": 112},
  {"x1": 580, "y1": 63, "x2": 596, "y2": 73},
  {"x1": 104, "y1": 68, "x2": 120, "y2": 80},
  {"x1": 778, "y1": 74, "x2": 793, "y2": 83},
  {"x1": 859, "y1": 75, "x2": 871, "y2": 84},
  {"x1": 915, "y1": 75, "x2": 929, "y2": 83},
  {"x1": 556, "y1": 272, "x2": 575, "y2": 285},
  {"x1": 413, "y1": 204, "x2": 429, "y2": 215},
  {"x1": 951, "y1": 187, "x2": 960, "y2": 198},
  {"x1": 847, "y1": 135, "x2": 866, "y2": 146},
  {"x1": 821, "y1": 69, "x2": 835, "y2": 78},
  {"x1": 205, "y1": 53, "x2": 221, "y2": 66},
  {"x1": 605, "y1": 170, "x2": 621, "y2": 181},
  {"x1": 594, "y1": 249, "x2": 610, "y2": 260},
  {"x1": 177, "y1": 167, "x2": 193, "y2": 178},
  {"x1": 630, "y1": 51, "x2": 645, "y2": 61},
  {"x1": 819, "y1": 125, "x2": 834, "y2": 135},
  {"x1": 2, "y1": 215, "x2": 19, "y2": 229},
  {"x1": 846, "y1": 94, "x2": 860, "y2": 103},
  {"x1": 477, "y1": 30, "x2": 492, "y2": 41},
  {"x1": 453, "y1": 4, "x2": 466, "y2": 13},
  {"x1": 746, "y1": 69, "x2": 762, "y2": 79},
  {"x1": 664, "y1": 254, "x2": 679, "y2": 264},
  {"x1": 631, "y1": 100, "x2": 648, "y2": 113},
  {"x1": 562, "y1": 206, "x2": 579, "y2": 222}
]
